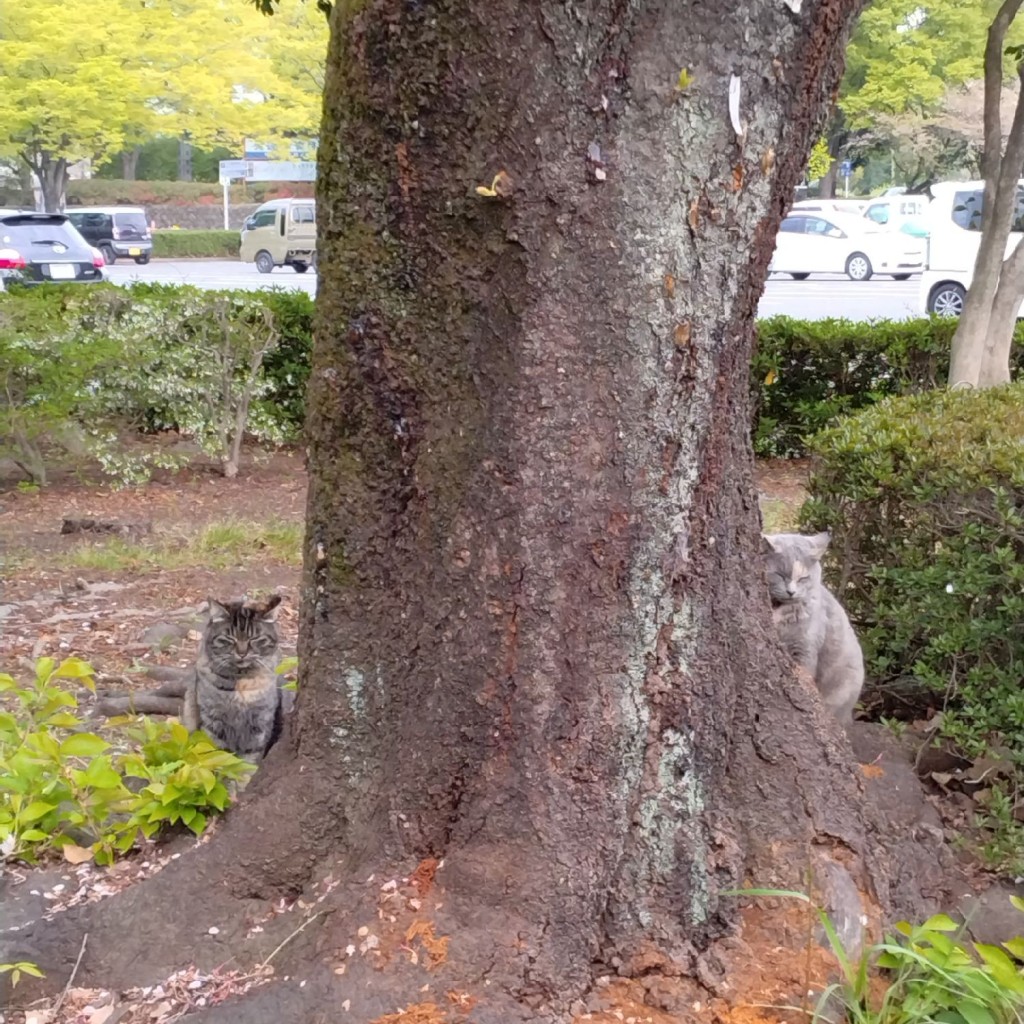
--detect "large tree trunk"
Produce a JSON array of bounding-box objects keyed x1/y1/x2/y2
[
  {"x1": 2, "y1": 1, "x2": 909, "y2": 1019},
  {"x1": 304, "y1": 0, "x2": 885, "y2": 1001}
]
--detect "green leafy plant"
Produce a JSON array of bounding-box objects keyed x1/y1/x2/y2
[
  {"x1": 0, "y1": 283, "x2": 313, "y2": 485},
  {"x1": 725, "y1": 888, "x2": 1024, "y2": 1024},
  {"x1": 1, "y1": 656, "x2": 256, "y2": 864},
  {"x1": 0, "y1": 656, "x2": 129, "y2": 862},
  {"x1": 118, "y1": 719, "x2": 254, "y2": 838},
  {"x1": 0, "y1": 960, "x2": 44, "y2": 988}
]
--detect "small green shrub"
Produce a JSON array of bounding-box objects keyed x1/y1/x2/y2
[
  {"x1": 801, "y1": 384, "x2": 1024, "y2": 768},
  {"x1": 0, "y1": 657, "x2": 253, "y2": 865},
  {"x1": 152, "y1": 230, "x2": 240, "y2": 259},
  {"x1": 752, "y1": 316, "x2": 1024, "y2": 457},
  {"x1": 0, "y1": 283, "x2": 313, "y2": 483},
  {"x1": 118, "y1": 719, "x2": 251, "y2": 839},
  {"x1": 726, "y1": 888, "x2": 1024, "y2": 1024}
]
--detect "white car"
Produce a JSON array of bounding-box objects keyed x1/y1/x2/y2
[{"x1": 768, "y1": 211, "x2": 925, "y2": 281}]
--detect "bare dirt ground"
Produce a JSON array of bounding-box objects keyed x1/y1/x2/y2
[{"x1": 0, "y1": 449, "x2": 306, "y2": 684}]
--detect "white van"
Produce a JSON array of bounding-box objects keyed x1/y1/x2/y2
[
  {"x1": 862, "y1": 195, "x2": 928, "y2": 230},
  {"x1": 918, "y1": 180, "x2": 1024, "y2": 316},
  {"x1": 239, "y1": 198, "x2": 315, "y2": 274}
]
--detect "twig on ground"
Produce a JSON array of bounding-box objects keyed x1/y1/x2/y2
[
  {"x1": 259, "y1": 911, "x2": 324, "y2": 969},
  {"x1": 53, "y1": 932, "x2": 89, "y2": 1017}
]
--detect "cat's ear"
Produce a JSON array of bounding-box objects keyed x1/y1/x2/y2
[
  {"x1": 207, "y1": 598, "x2": 230, "y2": 623},
  {"x1": 806, "y1": 531, "x2": 831, "y2": 560},
  {"x1": 260, "y1": 594, "x2": 283, "y2": 622},
  {"x1": 761, "y1": 535, "x2": 778, "y2": 554}
]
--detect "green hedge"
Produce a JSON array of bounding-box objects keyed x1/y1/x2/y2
[
  {"x1": 152, "y1": 230, "x2": 240, "y2": 259},
  {"x1": 801, "y1": 384, "x2": 1024, "y2": 766},
  {"x1": 752, "y1": 317, "x2": 1024, "y2": 457}
]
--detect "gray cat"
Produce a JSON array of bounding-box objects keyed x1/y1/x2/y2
[
  {"x1": 761, "y1": 532, "x2": 864, "y2": 725},
  {"x1": 181, "y1": 595, "x2": 284, "y2": 761}
]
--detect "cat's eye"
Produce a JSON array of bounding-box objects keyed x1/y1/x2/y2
[
  {"x1": 214, "y1": 636, "x2": 233, "y2": 648},
  {"x1": 253, "y1": 636, "x2": 274, "y2": 649},
  {"x1": 798, "y1": 575, "x2": 810, "y2": 583}
]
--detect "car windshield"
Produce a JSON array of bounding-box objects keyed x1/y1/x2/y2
[{"x1": 114, "y1": 212, "x2": 148, "y2": 233}]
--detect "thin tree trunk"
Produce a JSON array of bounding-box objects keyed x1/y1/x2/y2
[
  {"x1": 122, "y1": 147, "x2": 141, "y2": 181},
  {"x1": 949, "y1": 0, "x2": 1024, "y2": 388},
  {"x1": 820, "y1": 158, "x2": 839, "y2": 198},
  {"x1": 2, "y1": 3, "x2": 913, "y2": 1018},
  {"x1": 37, "y1": 155, "x2": 68, "y2": 213},
  {"x1": 980, "y1": 240, "x2": 1024, "y2": 385},
  {"x1": 10, "y1": 424, "x2": 47, "y2": 486}
]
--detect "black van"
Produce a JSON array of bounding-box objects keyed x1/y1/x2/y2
[{"x1": 65, "y1": 207, "x2": 152, "y2": 265}]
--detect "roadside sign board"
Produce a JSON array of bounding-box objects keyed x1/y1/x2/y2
[{"x1": 244, "y1": 160, "x2": 316, "y2": 182}]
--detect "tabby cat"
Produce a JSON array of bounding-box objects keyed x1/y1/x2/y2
[{"x1": 181, "y1": 595, "x2": 283, "y2": 760}]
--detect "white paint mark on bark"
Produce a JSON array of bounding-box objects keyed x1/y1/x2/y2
[
  {"x1": 782, "y1": 0, "x2": 801, "y2": 13},
  {"x1": 729, "y1": 75, "x2": 744, "y2": 140},
  {"x1": 344, "y1": 668, "x2": 366, "y2": 716}
]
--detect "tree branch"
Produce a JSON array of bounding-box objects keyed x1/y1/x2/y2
[{"x1": 981, "y1": 0, "x2": 1024, "y2": 232}]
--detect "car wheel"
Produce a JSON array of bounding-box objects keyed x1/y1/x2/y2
[
  {"x1": 255, "y1": 250, "x2": 275, "y2": 274},
  {"x1": 293, "y1": 262, "x2": 309, "y2": 274},
  {"x1": 100, "y1": 244, "x2": 116, "y2": 266},
  {"x1": 891, "y1": 273, "x2": 911, "y2": 281},
  {"x1": 928, "y1": 282, "x2": 966, "y2": 317},
  {"x1": 845, "y1": 252, "x2": 872, "y2": 281},
  {"x1": 789, "y1": 273, "x2": 810, "y2": 281},
  {"x1": 135, "y1": 255, "x2": 151, "y2": 266}
]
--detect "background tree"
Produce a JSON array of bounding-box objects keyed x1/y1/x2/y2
[
  {"x1": 815, "y1": 0, "x2": 999, "y2": 194},
  {"x1": 3, "y1": 1, "x2": 935, "y2": 1020},
  {"x1": 949, "y1": 0, "x2": 1024, "y2": 388},
  {"x1": 0, "y1": 0, "x2": 327, "y2": 210}
]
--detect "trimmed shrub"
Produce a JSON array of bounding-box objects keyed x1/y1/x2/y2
[
  {"x1": 66, "y1": 178, "x2": 313, "y2": 207},
  {"x1": 801, "y1": 384, "x2": 1024, "y2": 764},
  {"x1": 0, "y1": 283, "x2": 313, "y2": 483},
  {"x1": 752, "y1": 316, "x2": 1024, "y2": 457},
  {"x1": 152, "y1": 230, "x2": 240, "y2": 259}
]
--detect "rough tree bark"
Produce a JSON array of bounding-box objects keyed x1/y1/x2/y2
[
  {"x1": 948, "y1": 0, "x2": 1024, "y2": 389},
  {"x1": 3, "y1": 2, "x2": 918, "y2": 1021}
]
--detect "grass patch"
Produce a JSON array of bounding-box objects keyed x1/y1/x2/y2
[{"x1": 60, "y1": 518, "x2": 303, "y2": 572}]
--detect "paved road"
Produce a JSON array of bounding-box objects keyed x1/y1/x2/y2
[
  {"x1": 104, "y1": 261, "x2": 924, "y2": 320},
  {"x1": 758, "y1": 273, "x2": 921, "y2": 321},
  {"x1": 103, "y1": 259, "x2": 317, "y2": 297}
]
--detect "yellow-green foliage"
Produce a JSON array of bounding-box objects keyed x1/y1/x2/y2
[{"x1": 0, "y1": 657, "x2": 253, "y2": 865}]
